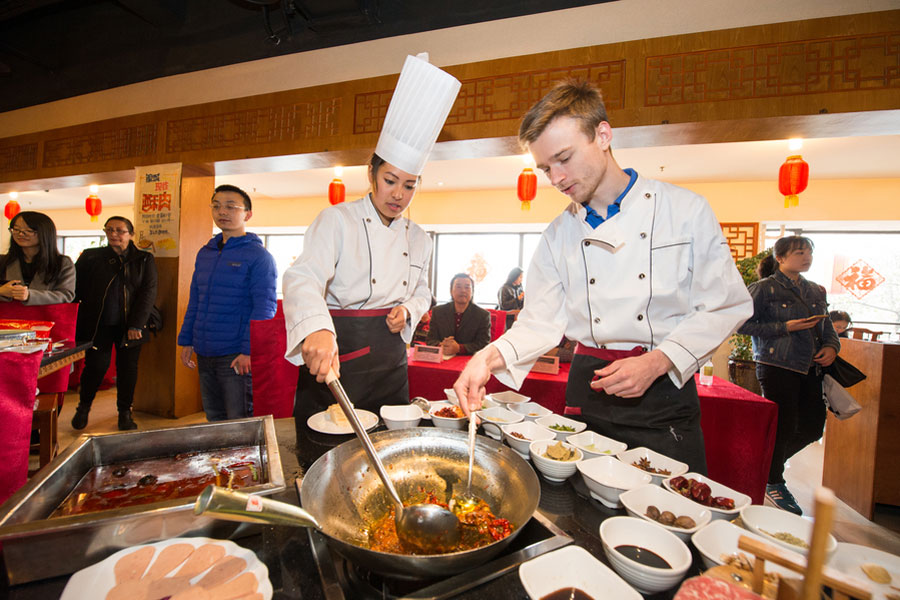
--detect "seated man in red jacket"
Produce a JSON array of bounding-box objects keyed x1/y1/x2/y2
[{"x1": 426, "y1": 273, "x2": 491, "y2": 356}]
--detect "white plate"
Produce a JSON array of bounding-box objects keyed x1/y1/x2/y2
[
  {"x1": 826, "y1": 542, "x2": 899, "y2": 600},
  {"x1": 307, "y1": 409, "x2": 378, "y2": 434},
  {"x1": 60, "y1": 537, "x2": 272, "y2": 600},
  {"x1": 519, "y1": 545, "x2": 641, "y2": 600}
]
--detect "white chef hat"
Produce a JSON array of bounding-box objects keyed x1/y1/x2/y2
[{"x1": 374, "y1": 53, "x2": 461, "y2": 176}]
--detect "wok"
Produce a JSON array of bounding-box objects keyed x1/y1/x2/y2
[{"x1": 300, "y1": 427, "x2": 540, "y2": 579}]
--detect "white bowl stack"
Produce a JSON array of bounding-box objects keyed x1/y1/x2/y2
[
  {"x1": 478, "y1": 406, "x2": 523, "y2": 440},
  {"x1": 529, "y1": 440, "x2": 582, "y2": 482},
  {"x1": 566, "y1": 430, "x2": 627, "y2": 458},
  {"x1": 599, "y1": 516, "x2": 692, "y2": 594},
  {"x1": 501, "y1": 421, "x2": 556, "y2": 459},
  {"x1": 535, "y1": 414, "x2": 586, "y2": 441},
  {"x1": 619, "y1": 483, "x2": 711, "y2": 541},
  {"x1": 616, "y1": 447, "x2": 688, "y2": 486},
  {"x1": 577, "y1": 456, "x2": 652, "y2": 509}
]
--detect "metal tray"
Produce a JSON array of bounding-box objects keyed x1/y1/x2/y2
[{"x1": 0, "y1": 416, "x2": 285, "y2": 585}]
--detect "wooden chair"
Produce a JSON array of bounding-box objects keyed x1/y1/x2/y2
[
  {"x1": 849, "y1": 328, "x2": 884, "y2": 341},
  {"x1": 29, "y1": 392, "x2": 59, "y2": 475}
]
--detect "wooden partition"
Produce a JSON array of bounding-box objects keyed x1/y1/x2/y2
[{"x1": 822, "y1": 338, "x2": 900, "y2": 519}]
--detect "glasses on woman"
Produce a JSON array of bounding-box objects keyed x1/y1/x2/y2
[
  {"x1": 8, "y1": 227, "x2": 36, "y2": 236},
  {"x1": 104, "y1": 227, "x2": 130, "y2": 235}
]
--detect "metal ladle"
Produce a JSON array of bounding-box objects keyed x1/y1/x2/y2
[
  {"x1": 324, "y1": 369, "x2": 461, "y2": 553},
  {"x1": 450, "y1": 412, "x2": 481, "y2": 515}
]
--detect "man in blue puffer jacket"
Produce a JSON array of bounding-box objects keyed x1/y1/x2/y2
[{"x1": 178, "y1": 184, "x2": 277, "y2": 421}]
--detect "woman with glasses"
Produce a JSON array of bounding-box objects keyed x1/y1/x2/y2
[
  {"x1": 0, "y1": 211, "x2": 75, "y2": 305},
  {"x1": 71, "y1": 216, "x2": 158, "y2": 431}
]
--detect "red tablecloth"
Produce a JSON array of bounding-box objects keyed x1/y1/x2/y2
[
  {"x1": 0, "y1": 349, "x2": 42, "y2": 508},
  {"x1": 407, "y1": 352, "x2": 776, "y2": 504}
]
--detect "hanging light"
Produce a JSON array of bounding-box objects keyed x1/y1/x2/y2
[
  {"x1": 778, "y1": 155, "x2": 809, "y2": 208},
  {"x1": 4, "y1": 193, "x2": 20, "y2": 221},
  {"x1": 85, "y1": 184, "x2": 102, "y2": 222},
  {"x1": 328, "y1": 166, "x2": 345, "y2": 205},
  {"x1": 517, "y1": 167, "x2": 537, "y2": 211}
]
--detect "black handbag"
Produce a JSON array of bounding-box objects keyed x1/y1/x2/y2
[{"x1": 824, "y1": 355, "x2": 866, "y2": 388}]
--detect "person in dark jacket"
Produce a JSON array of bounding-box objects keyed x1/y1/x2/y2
[
  {"x1": 738, "y1": 236, "x2": 839, "y2": 516},
  {"x1": 497, "y1": 266, "x2": 524, "y2": 329},
  {"x1": 72, "y1": 216, "x2": 158, "y2": 431},
  {"x1": 427, "y1": 273, "x2": 491, "y2": 356},
  {"x1": 828, "y1": 310, "x2": 852, "y2": 338},
  {"x1": 178, "y1": 185, "x2": 277, "y2": 422}
]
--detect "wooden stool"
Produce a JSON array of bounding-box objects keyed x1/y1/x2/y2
[{"x1": 29, "y1": 392, "x2": 60, "y2": 475}]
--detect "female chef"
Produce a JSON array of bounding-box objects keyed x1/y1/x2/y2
[{"x1": 282, "y1": 53, "x2": 460, "y2": 422}]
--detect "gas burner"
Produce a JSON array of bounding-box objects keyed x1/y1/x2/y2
[{"x1": 308, "y1": 510, "x2": 571, "y2": 600}]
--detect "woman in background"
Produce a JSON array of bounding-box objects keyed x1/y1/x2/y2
[
  {"x1": 738, "y1": 236, "x2": 839, "y2": 516},
  {"x1": 829, "y1": 310, "x2": 852, "y2": 338},
  {"x1": 72, "y1": 216, "x2": 158, "y2": 432},
  {"x1": 497, "y1": 267, "x2": 524, "y2": 329},
  {"x1": 0, "y1": 211, "x2": 75, "y2": 305}
]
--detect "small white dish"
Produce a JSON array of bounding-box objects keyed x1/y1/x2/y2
[
  {"x1": 444, "y1": 388, "x2": 498, "y2": 409},
  {"x1": 740, "y1": 504, "x2": 837, "y2": 559},
  {"x1": 566, "y1": 431, "x2": 627, "y2": 458},
  {"x1": 662, "y1": 473, "x2": 751, "y2": 520},
  {"x1": 577, "y1": 456, "x2": 651, "y2": 509},
  {"x1": 490, "y1": 390, "x2": 530, "y2": 404},
  {"x1": 519, "y1": 545, "x2": 641, "y2": 600},
  {"x1": 619, "y1": 483, "x2": 711, "y2": 541},
  {"x1": 501, "y1": 421, "x2": 556, "y2": 459},
  {"x1": 616, "y1": 447, "x2": 688, "y2": 486},
  {"x1": 529, "y1": 440, "x2": 582, "y2": 483},
  {"x1": 429, "y1": 403, "x2": 467, "y2": 430},
  {"x1": 478, "y1": 406, "x2": 523, "y2": 440},
  {"x1": 307, "y1": 409, "x2": 377, "y2": 435},
  {"x1": 829, "y1": 542, "x2": 900, "y2": 600},
  {"x1": 379, "y1": 404, "x2": 422, "y2": 430},
  {"x1": 691, "y1": 519, "x2": 798, "y2": 578},
  {"x1": 535, "y1": 414, "x2": 586, "y2": 441},
  {"x1": 599, "y1": 516, "x2": 692, "y2": 595},
  {"x1": 510, "y1": 402, "x2": 552, "y2": 421}
]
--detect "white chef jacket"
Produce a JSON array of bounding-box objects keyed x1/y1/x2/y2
[
  {"x1": 282, "y1": 196, "x2": 433, "y2": 366},
  {"x1": 493, "y1": 175, "x2": 753, "y2": 390}
]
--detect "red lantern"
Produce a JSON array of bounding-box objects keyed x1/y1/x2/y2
[
  {"x1": 85, "y1": 194, "x2": 102, "y2": 222},
  {"x1": 328, "y1": 178, "x2": 345, "y2": 205},
  {"x1": 517, "y1": 167, "x2": 537, "y2": 211},
  {"x1": 4, "y1": 199, "x2": 20, "y2": 221},
  {"x1": 778, "y1": 155, "x2": 809, "y2": 208}
]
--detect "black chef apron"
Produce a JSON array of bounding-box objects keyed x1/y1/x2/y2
[
  {"x1": 294, "y1": 308, "x2": 409, "y2": 424},
  {"x1": 565, "y1": 343, "x2": 707, "y2": 474}
]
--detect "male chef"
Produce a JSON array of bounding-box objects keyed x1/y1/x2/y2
[{"x1": 454, "y1": 80, "x2": 752, "y2": 472}]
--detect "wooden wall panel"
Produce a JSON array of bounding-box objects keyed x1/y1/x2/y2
[
  {"x1": 0, "y1": 10, "x2": 898, "y2": 186},
  {"x1": 721, "y1": 223, "x2": 760, "y2": 260}
]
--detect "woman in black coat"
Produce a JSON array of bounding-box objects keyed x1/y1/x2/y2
[{"x1": 72, "y1": 216, "x2": 158, "y2": 431}]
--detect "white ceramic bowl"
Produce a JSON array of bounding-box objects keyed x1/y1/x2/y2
[
  {"x1": 619, "y1": 484, "x2": 711, "y2": 541},
  {"x1": 691, "y1": 519, "x2": 798, "y2": 577},
  {"x1": 519, "y1": 545, "x2": 641, "y2": 600},
  {"x1": 429, "y1": 403, "x2": 467, "y2": 429},
  {"x1": 740, "y1": 504, "x2": 837, "y2": 558},
  {"x1": 490, "y1": 390, "x2": 530, "y2": 405},
  {"x1": 379, "y1": 404, "x2": 422, "y2": 430},
  {"x1": 443, "y1": 388, "x2": 498, "y2": 409},
  {"x1": 576, "y1": 456, "x2": 652, "y2": 509},
  {"x1": 599, "y1": 516, "x2": 692, "y2": 594},
  {"x1": 478, "y1": 406, "x2": 523, "y2": 440},
  {"x1": 501, "y1": 421, "x2": 556, "y2": 459},
  {"x1": 566, "y1": 430, "x2": 627, "y2": 458},
  {"x1": 529, "y1": 440, "x2": 582, "y2": 483},
  {"x1": 616, "y1": 447, "x2": 688, "y2": 486},
  {"x1": 662, "y1": 473, "x2": 752, "y2": 520},
  {"x1": 535, "y1": 414, "x2": 586, "y2": 441},
  {"x1": 510, "y1": 402, "x2": 552, "y2": 421}
]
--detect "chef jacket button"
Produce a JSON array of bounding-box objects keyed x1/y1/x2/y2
[
  {"x1": 366, "y1": 218, "x2": 371, "y2": 223},
  {"x1": 640, "y1": 232, "x2": 647, "y2": 239},
  {"x1": 402, "y1": 252, "x2": 408, "y2": 257},
  {"x1": 402, "y1": 281, "x2": 407, "y2": 286},
  {"x1": 638, "y1": 273, "x2": 646, "y2": 279},
  {"x1": 601, "y1": 344, "x2": 607, "y2": 349},
  {"x1": 594, "y1": 318, "x2": 601, "y2": 324},
  {"x1": 642, "y1": 346, "x2": 648, "y2": 352},
  {"x1": 645, "y1": 193, "x2": 651, "y2": 199},
  {"x1": 637, "y1": 314, "x2": 644, "y2": 321},
  {"x1": 372, "y1": 278, "x2": 376, "y2": 284},
  {"x1": 589, "y1": 278, "x2": 595, "y2": 284},
  {"x1": 584, "y1": 241, "x2": 590, "y2": 247}
]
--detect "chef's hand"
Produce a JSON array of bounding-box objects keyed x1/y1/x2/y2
[
  {"x1": 813, "y1": 346, "x2": 837, "y2": 367},
  {"x1": 0, "y1": 280, "x2": 28, "y2": 301},
  {"x1": 386, "y1": 305, "x2": 408, "y2": 334},
  {"x1": 453, "y1": 345, "x2": 506, "y2": 416},
  {"x1": 302, "y1": 329, "x2": 340, "y2": 383},
  {"x1": 231, "y1": 353, "x2": 252, "y2": 375},
  {"x1": 440, "y1": 337, "x2": 460, "y2": 356},
  {"x1": 786, "y1": 318, "x2": 820, "y2": 332},
  {"x1": 180, "y1": 345, "x2": 196, "y2": 369},
  {"x1": 127, "y1": 328, "x2": 143, "y2": 341},
  {"x1": 590, "y1": 349, "x2": 673, "y2": 398}
]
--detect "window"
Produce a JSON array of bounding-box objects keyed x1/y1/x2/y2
[
  {"x1": 433, "y1": 232, "x2": 542, "y2": 306},
  {"x1": 60, "y1": 235, "x2": 105, "y2": 261},
  {"x1": 260, "y1": 234, "x2": 304, "y2": 297}
]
